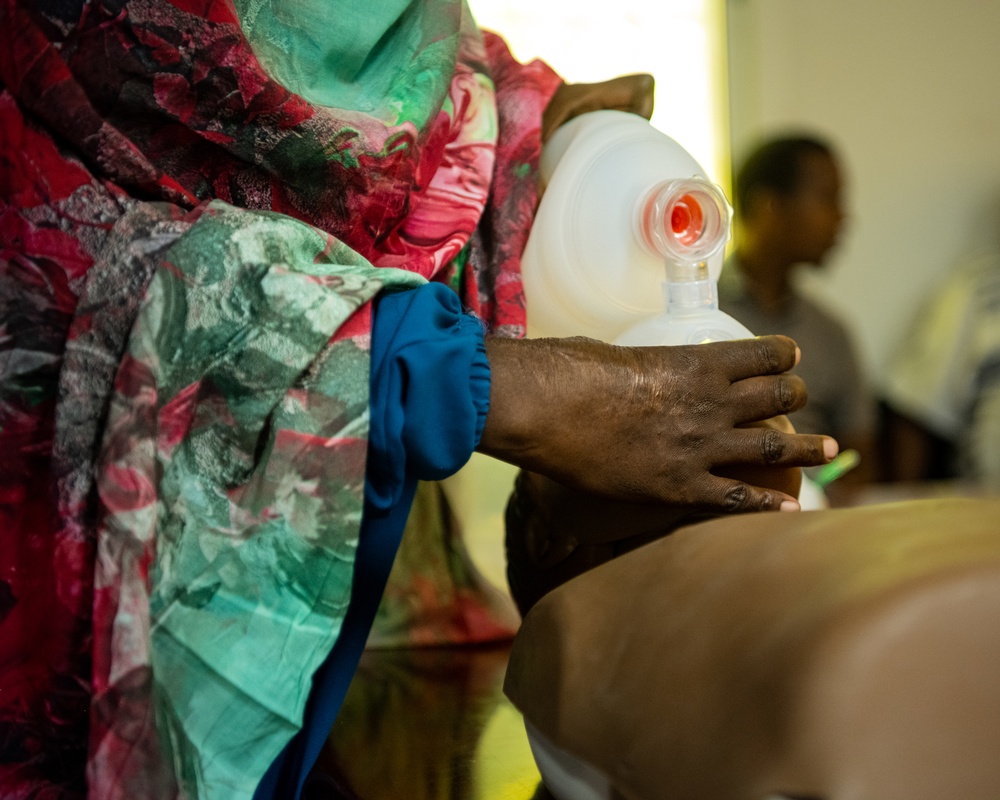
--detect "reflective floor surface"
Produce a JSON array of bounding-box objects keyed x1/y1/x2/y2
[{"x1": 304, "y1": 643, "x2": 551, "y2": 800}]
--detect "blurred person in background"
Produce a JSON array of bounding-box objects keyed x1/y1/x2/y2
[
  {"x1": 880, "y1": 248, "x2": 1000, "y2": 489},
  {"x1": 719, "y1": 134, "x2": 875, "y2": 502}
]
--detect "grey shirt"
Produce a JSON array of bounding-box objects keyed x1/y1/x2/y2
[{"x1": 718, "y1": 257, "x2": 874, "y2": 443}]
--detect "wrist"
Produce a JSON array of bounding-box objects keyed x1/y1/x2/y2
[
  {"x1": 477, "y1": 336, "x2": 627, "y2": 479},
  {"x1": 478, "y1": 337, "x2": 548, "y2": 465}
]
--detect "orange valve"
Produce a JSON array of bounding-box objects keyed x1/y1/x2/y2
[{"x1": 670, "y1": 193, "x2": 705, "y2": 246}]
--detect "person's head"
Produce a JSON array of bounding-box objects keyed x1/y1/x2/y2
[{"x1": 735, "y1": 135, "x2": 846, "y2": 267}]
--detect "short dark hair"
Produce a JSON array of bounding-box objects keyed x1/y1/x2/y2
[{"x1": 734, "y1": 135, "x2": 835, "y2": 216}]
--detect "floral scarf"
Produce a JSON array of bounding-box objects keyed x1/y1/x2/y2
[{"x1": 0, "y1": 0, "x2": 560, "y2": 796}]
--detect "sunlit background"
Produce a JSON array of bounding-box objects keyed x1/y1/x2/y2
[{"x1": 470, "y1": 0, "x2": 729, "y2": 185}]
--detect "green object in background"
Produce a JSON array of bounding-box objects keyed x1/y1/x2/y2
[{"x1": 813, "y1": 448, "x2": 861, "y2": 487}]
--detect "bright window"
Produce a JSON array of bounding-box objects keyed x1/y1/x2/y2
[{"x1": 471, "y1": 0, "x2": 730, "y2": 185}]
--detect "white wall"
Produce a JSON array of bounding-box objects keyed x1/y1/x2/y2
[
  {"x1": 472, "y1": 0, "x2": 730, "y2": 184},
  {"x1": 726, "y1": 0, "x2": 1000, "y2": 382}
]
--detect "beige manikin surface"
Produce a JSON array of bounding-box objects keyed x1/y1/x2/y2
[{"x1": 506, "y1": 497, "x2": 1000, "y2": 800}]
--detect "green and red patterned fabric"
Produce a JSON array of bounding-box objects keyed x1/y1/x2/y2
[{"x1": 0, "y1": 0, "x2": 560, "y2": 796}]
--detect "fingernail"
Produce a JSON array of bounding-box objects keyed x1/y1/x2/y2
[
  {"x1": 823, "y1": 437, "x2": 840, "y2": 460},
  {"x1": 780, "y1": 499, "x2": 801, "y2": 512},
  {"x1": 794, "y1": 346, "x2": 801, "y2": 366}
]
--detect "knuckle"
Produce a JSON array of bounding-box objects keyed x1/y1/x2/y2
[
  {"x1": 786, "y1": 375, "x2": 809, "y2": 411},
  {"x1": 752, "y1": 337, "x2": 783, "y2": 374},
  {"x1": 775, "y1": 376, "x2": 797, "y2": 413},
  {"x1": 761, "y1": 428, "x2": 787, "y2": 465},
  {"x1": 723, "y1": 482, "x2": 751, "y2": 512}
]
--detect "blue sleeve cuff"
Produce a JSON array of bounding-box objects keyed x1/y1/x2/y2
[{"x1": 366, "y1": 282, "x2": 490, "y2": 511}]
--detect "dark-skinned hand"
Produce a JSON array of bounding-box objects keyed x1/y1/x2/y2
[
  {"x1": 503, "y1": 415, "x2": 804, "y2": 614},
  {"x1": 479, "y1": 335, "x2": 837, "y2": 515}
]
